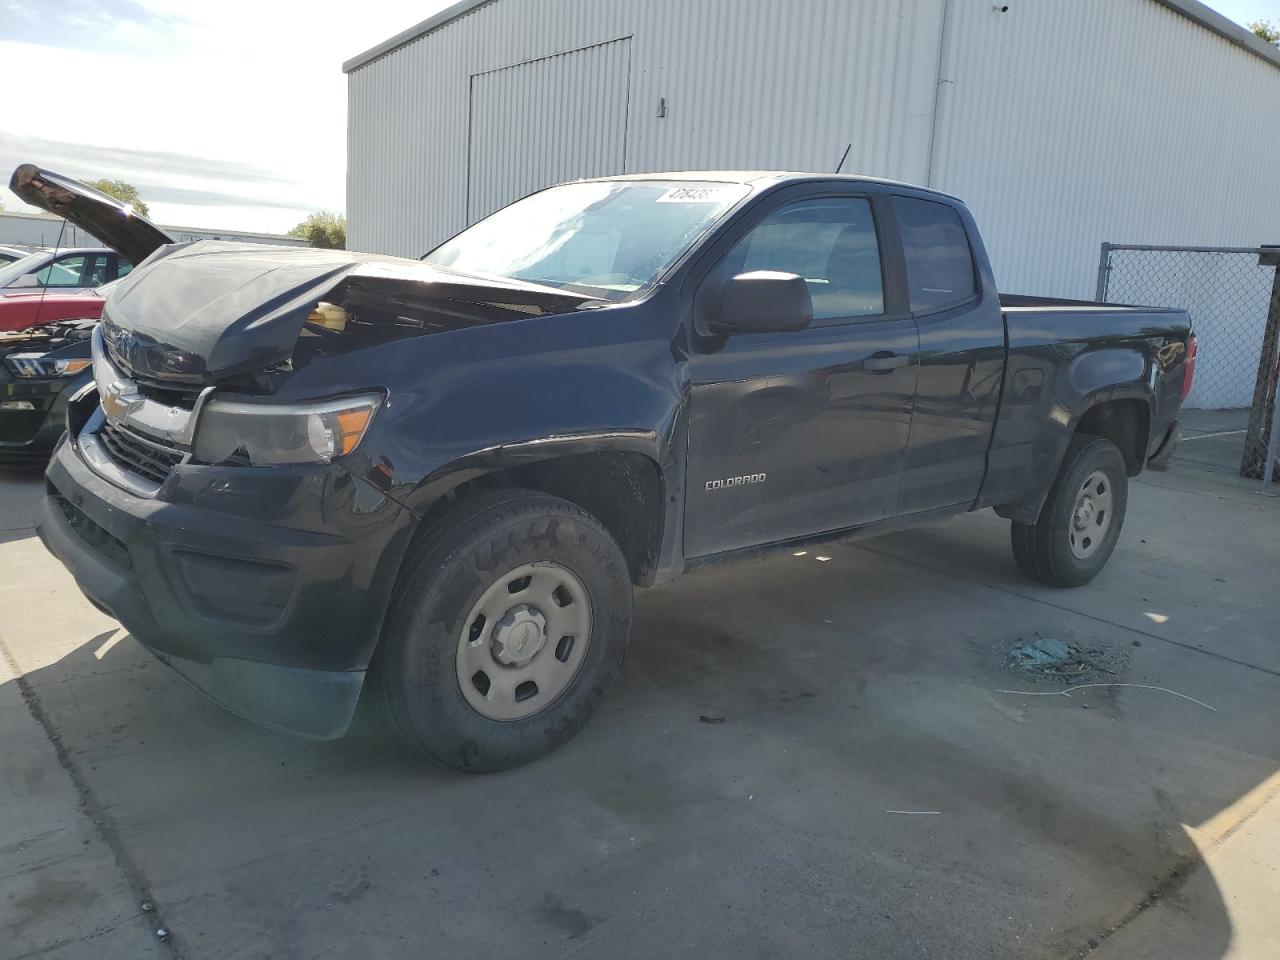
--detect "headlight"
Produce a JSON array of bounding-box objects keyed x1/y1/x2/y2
[
  {"x1": 4, "y1": 355, "x2": 93, "y2": 379},
  {"x1": 193, "y1": 393, "x2": 383, "y2": 466}
]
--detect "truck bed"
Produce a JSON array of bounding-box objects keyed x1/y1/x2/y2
[
  {"x1": 1000, "y1": 293, "x2": 1185, "y2": 315},
  {"x1": 977, "y1": 292, "x2": 1193, "y2": 519}
]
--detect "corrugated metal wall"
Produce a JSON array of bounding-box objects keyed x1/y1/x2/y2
[
  {"x1": 348, "y1": 0, "x2": 945, "y2": 256},
  {"x1": 931, "y1": 0, "x2": 1280, "y2": 297},
  {"x1": 347, "y1": 0, "x2": 1280, "y2": 299},
  {"x1": 467, "y1": 38, "x2": 633, "y2": 221}
]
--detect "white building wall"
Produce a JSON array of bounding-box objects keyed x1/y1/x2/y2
[
  {"x1": 466, "y1": 37, "x2": 634, "y2": 220},
  {"x1": 347, "y1": 0, "x2": 947, "y2": 256},
  {"x1": 0, "y1": 212, "x2": 306, "y2": 253},
  {"x1": 932, "y1": 0, "x2": 1280, "y2": 298},
  {"x1": 0, "y1": 212, "x2": 107, "y2": 251},
  {"x1": 347, "y1": 0, "x2": 1280, "y2": 303}
]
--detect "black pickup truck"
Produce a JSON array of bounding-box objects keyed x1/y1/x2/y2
[{"x1": 20, "y1": 165, "x2": 1193, "y2": 771}]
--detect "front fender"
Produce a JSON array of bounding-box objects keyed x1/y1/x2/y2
[
  {"x1": 370, "y1": 427, "x2": 685, "y2": 587},
  {"x1": 397, "y1": 430, "x2": 665, "y2": 515}
]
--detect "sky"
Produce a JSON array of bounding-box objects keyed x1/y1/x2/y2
[
  {"x1": 1213, "y1": 0, "x2": 1280, "y2": 26},
  {"x1": 1, "y1": 0, "x2": 1277, "y2": 236},
  {"x1": 0, "y1": 0, "x2": 451, "y2": 233}
]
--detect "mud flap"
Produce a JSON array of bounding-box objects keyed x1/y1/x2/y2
[{"x1": 1146, "y1": 420, "x2": 1180, "y2": 472}]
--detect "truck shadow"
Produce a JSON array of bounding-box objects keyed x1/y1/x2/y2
[{"x1": 6, "y1": 513, "x2": 1273, "y2": 959}]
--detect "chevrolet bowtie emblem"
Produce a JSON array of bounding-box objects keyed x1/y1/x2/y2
[{"x1": 100, "y1": 378, "x2": 143, "y2": 423}]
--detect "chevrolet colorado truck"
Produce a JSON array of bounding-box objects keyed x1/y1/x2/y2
[{"x1": 20, "y1": 164, "x2": 1193, "y2": 771}]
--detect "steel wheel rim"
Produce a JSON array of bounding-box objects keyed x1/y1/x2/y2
[
  {"x1": 1068, "y1": 469, "x2": 1113, "y2": 561},
  {"x1": 455, "y1": 561, "x2": 593, "y2": 721}
]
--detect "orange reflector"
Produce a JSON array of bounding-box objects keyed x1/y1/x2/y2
[{"x1": 334, "y1": 408, "x2": 374, "y2": 455}]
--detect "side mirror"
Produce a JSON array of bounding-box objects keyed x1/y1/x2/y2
[
  {"x1": 8, "y1": 273, "x2": 40, "y2": 289},
  {"x1": 709, "y1": 271, "x2": 813, "y2": 335}
]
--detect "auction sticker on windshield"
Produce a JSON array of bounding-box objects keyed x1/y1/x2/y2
[{"x1": 656, "y1": 186, "x2": 741, "y2": 203}]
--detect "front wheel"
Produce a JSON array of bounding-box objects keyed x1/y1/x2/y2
[
  {"x1": 377, "y1": 489, "x2": 633, "y2": 772},
  {"x1": 1011, "y1": 435, "x2": 1129, "y2": 587}
]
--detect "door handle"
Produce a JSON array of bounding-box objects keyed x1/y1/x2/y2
[{"x1": 863, "y1": 353, "x2": 911, "y2": 373}]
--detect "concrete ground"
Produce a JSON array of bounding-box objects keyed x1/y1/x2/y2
[
  {"x1": 1, "y1": 456, "x2": 1277, "y2": 960},
  {"x1": 1177, "y1": 408, "x2": 1271, "y2": 480}
]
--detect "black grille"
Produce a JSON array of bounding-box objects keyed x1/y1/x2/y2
[
  {"x1": 135, "y1": 378, "x2": 204, "y2": 410},
  {"x1": 0, "y1": 410, "x2": 45, "y2": 444},
  {"x1": 54, "y1": 495, "x2": 132, "y2": 570},
  {"x1": 97, "y1": 421, "x2": 184, "y2": 486}
]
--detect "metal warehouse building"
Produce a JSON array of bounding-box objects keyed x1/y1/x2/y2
[{"x1": 343, "y1": 0, "x2": 1280, "y2": 303}]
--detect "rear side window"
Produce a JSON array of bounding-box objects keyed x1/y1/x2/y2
[
  {"x1": 33, "y1": 253, "x2": 109, "y2": 288},
  {"x1": 896, "y1": 197, "x2": 977, "y2": 313},
  {"x1": 34, "y1": 255, "x2": 88, "y2": 287},
  {"x1": 727, "y1": 198, "x2": 884, "y2": 321}
]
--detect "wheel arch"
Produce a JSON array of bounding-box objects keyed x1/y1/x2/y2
[
  {"x1": 994, "y1": 388, "x2": 1152, "y2": 524},
  {"x1": 399, "y1": 432, "x2": 670, "y2": 587},
  {"x1": 1073, "y1": 397, "x2": 1151, "y2": 477}
]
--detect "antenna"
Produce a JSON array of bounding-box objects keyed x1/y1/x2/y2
[
  {"x1": 834, "y1": 143, "x2": 852, "y2": 174},
  {"x1": 35, "y1": 213, "x2": 69, "y2": 330}
]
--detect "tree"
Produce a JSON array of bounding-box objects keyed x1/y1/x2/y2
[
  {"x1": 289, "y1": 211, "x2": 346, "y2": 250},
  {"x1": 86, "y1": 179, "x2": 151, "y2": 219},
  {"x1": 1250, "y1": 19, "x2": 1280, "y2": 46}
]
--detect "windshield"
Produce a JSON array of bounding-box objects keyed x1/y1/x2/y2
[
  {"x1": 0, "y1": 252, "x2": 49, "y2": 288},
  {"x1": 425, "y1": 180, "x2": 749, "y2": 301}
]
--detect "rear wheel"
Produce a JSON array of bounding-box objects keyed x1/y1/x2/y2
[
  {"x1": 377, "y1": 489, "x2": 633, "y2": 772},
  {"x1": 1011, "y1": 435, "x2": 1128, "y2": 587}
]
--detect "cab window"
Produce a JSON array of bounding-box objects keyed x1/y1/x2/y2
[
  {"x1": 725, "y1": 198, "x2": 884, "y2": 321},
  {"x1": 895, "y1": 197, "x2": 978, "y2": 313}
]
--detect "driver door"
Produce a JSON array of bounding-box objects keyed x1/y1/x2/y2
[{"x1": 684, "y1": 191, "x2": 919, "y2": 558}]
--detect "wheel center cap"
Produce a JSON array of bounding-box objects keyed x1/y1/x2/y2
[
  {"x1": 491, "y1": 604, "x2": 548, "y2": 666},
  {"x1": 1074, "y1": 496, "x2": 1096, "y2": 529}
]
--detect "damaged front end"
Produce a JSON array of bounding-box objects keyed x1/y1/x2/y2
[
  {"x1": 80, "y1": 239, "x2": 601, "y2": 490},
  {"x1": 99, "y1": 240, "x2": 600, "y2": 384}
]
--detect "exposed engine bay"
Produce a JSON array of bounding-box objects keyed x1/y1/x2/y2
[
  {"x1": 296, "y1": 272, "x2": 595, "y2": 350},
  {"x1": 0, "y1": 318, "x2": 97, "y2": 358},
  {"x1": 97, "y1": 240, "x2": 602, "y2": 390}
]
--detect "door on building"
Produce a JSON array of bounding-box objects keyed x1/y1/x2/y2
[
  {"x1": 684, "y1": 190, "x2": 921, "y2": 558},
  {"x1": 467, "y1": 38, "x2": 632, "y2": 224}
]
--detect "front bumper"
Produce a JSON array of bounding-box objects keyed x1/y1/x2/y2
[
  {"x1": 39, "y1": 429, "x2": 415, "y2": 739},
  {"x1": 0, "y1": 371, "x2": 87, "y2": 463}
]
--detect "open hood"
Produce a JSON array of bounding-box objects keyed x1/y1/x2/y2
[
  {"x1": 9, "y1": 164, "x2": 174, "y2": 265},
  {"x1": 99, "y1": 240, "x2": 602, "y2": 383}
]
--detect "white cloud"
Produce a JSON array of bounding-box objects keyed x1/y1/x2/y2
[{"x1": 0, "y1": 0, "x2": 449, "y2": 234}]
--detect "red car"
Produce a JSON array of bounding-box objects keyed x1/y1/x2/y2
[{"x1": 0, "y1": 286, "x2": 108, "y2": 332}]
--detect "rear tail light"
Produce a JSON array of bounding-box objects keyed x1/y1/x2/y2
[{"x1": 1181, "y1": 332, "x2": 1197, "y2": 401}]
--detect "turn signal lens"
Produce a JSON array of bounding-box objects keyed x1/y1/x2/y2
[{"x1": 333, "y1": 408, "x2": 374, "y2": 455}]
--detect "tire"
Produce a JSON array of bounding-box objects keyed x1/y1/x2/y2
[
  {"x1": 1011, "y1": 435, "x2": 1129, "y2": 588},
  {"x1": 376, "y1": 488, "x2": 633, "y2": 772}
]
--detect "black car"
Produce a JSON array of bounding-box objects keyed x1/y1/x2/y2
[
  {"x1": 0, "y1": 320, "x2": 96, "y2": 463},
  {"x1": 24, "y1": 164, "x2": 1192, "y2": 771},
  {"x1": 0, "y1": 169, "x2": 173, "y2": 464}
]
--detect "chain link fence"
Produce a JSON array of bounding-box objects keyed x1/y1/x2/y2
[{"x1": 1096, "y1": 243, "x2": 1280, "y2": 482}]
